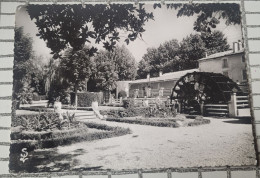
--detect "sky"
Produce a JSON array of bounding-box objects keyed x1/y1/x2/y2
[{"x1": 15, "y1": 4, "x2": 243, "y2": 63}]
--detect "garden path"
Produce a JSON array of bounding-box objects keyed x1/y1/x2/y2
[{"x1": 33, "y1": 116, "x2": 256, "y2": 171}]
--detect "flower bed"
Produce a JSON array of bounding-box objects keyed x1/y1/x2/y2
[
  {"x1": 106, "y1": 115, "x2": 210, "y2": 128},
  {"x1": 11, "y1": 122, "x2": 131, "y2": 153},
  {"x1": 11, "y1": 111, "x2": 131, "y2": 153}
]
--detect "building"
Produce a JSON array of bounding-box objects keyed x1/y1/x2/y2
[
  {"x1": 116, "y1": 41, "x2": 247, "y2": 99},
  {"x1": 198, "y1": 41, "x2": 246, "y2": 85},
  {"x1": 116, "y1": 69, "x2": 198, "y2": 99}
]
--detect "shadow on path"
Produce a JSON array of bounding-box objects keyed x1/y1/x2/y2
[
  {"x1": 10, "y1": 148, "x2": 102, "y2": 173},
  {"x1": 223, "y1": 117, "x2": 251, "y2": 125}
]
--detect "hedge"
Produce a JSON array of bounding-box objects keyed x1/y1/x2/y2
[
  {"x1": 77, "y1": 92, "x2": 103, "y2": 107},
  {"x1": 106, "y1": 117, "x2": 180, "y2": 128},
  {"x1": 106, "y1": 116, "x2": 210, "y2": 128}
]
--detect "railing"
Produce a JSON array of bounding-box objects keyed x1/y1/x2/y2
[{"x1": 204, "y1": 104, "x2": 229, "y2": 116}]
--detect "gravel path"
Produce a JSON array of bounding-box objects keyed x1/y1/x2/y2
[{"x1": 48, "y1": 116, "x2": 256, "y2": 170}]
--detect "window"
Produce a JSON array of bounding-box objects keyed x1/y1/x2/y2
[
  {"x1": 222, "y1": 58, "x2": 228, "y2": 68},
  {"x1": 242, "y1": 70, "x2": 247, "y2": 80},
  {"x1": 223, "y1": 71, "x2": 229, "y2": 77}
]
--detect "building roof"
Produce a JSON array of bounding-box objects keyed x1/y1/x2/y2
[
  {"x1": 130, "y1": 69, "x2": 199, "y2": 84},
  {"x1": 199, "y1": 49, "x2": 244, "y2": 62}
]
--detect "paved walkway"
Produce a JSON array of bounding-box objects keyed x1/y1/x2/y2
[{"x1": 35, "y1": 116, "x2": 256, "y2": 171}]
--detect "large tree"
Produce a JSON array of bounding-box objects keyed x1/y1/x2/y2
[
  {"x1": 137, "y1": 39, "x2": 180, "y2": 78},
  {"x1": 137, "y1": 30, "x2": 230, "y2": 79},
  {"x1": 88, "y1": 45, "x2": 137, "y2": 92},
  {"x1": 201, "y1": 30, "x2": 230, "y2": 55},
  {"x1": 27, "y1": 4, "x2": 154, "y2": 58},
  {"x1": 13, "y1": 27, "x2": 37, "y2": 107},
  {"x1": 13, "y1": 27, "x2": 34, "y2": 95},
  {"x1": 178, "y1": 34, "x2": 206, "y2": 70}
]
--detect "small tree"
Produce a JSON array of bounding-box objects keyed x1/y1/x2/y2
[{"x1": 59, "y1": 47, "x2": 95, "y2": 106}]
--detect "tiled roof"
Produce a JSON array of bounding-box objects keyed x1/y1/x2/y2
[
  {"x1": 130, "y1": 69, "x2": 199, "y2": 84},
  {"x1": 199, "y1": 49, "x2": 244, "y2": 61}
]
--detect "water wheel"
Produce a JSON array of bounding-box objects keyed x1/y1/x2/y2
[{"x1": 171, "y1": 72, "x2": 242, "y2": 114}]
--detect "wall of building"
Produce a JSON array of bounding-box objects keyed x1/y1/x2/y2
[
  {"x1": 199, "y1": 53, "x2": 247, "y2": 83},
  {"x1": 129, "y1": 80, "x2": 177, "y2": 98},
  {"x1": 116, "y1": 81, "x2": 131, "y2": 98}
]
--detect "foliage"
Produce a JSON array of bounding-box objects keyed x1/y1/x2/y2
[
  {"x1": 106, "y1": 117, "x2": 180, "y2": 128},
  {"x1": 13, "y1": 112, "x2": 77, "y2": 131},
  {"x1": 13, "y1": 27, "x2": 33, "y2": 82},
  {"x1": 14, "y1": 27, "x2": 49, "y2": 107},
  {"x1": 16, "y1": 82, "x2": 36, "y2": 106},
  {"x1": 137, "y1": 31, "x2": 230, "y2": 78},
  {"x1": 167, "y1": 3, "x2": 241, "y2": 33},
  {"x1": 54, "y1": 46, "x2": 95, "y2": 104},
  {"x1": 47, "y1": 80, "x2": 71, "y2": 105},
  {"x1": 13, "y1": 27, "x2": 34, "y2": 102},
  {"x1": 88, "y1": 45, "x2": 137, "y2": 92},
  {"x1": 145, "y1": 104, "x2": 176, "y2": 118},
  {"x1": 118, "y1": 90, "x2": 127, "y2": 99},
  {"x1": 27, "y1": 4, "x2": 154, "y2": 58},
  {"x1": 178, "y1": 34, "x2": 206, "y2": 69},
  {"x1": 201, "y1": 31, "x2": 230, "y2": 55},
  {"x1": 77, "y1": 92, "x2": 102, "y2": 107},
  {"x1": 100, "y1": 107, "x2": 149, "y2": 118},
  {"x1": 122, "y1": 98, "x2": 136, "y2": 108},
  {"x1": 10, "y1": 122, "x2": 131, "y2": 154},
  {"x1": 102, "y1": 102, "x2": 176, "y2": 118}
]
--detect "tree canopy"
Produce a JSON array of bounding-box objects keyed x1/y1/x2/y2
[
  {"x1": 167, "y1": 3, "x2": 241, "y2": 33},
  {"x1": 137, "y1": 30, "x2": 230, "y2": 79},
  {"x1": 88, "y1": 45, "x2": 137, "y2": 92},
  {"x1": 27, "y1": 4, "x2": 154, "y2": 58}
]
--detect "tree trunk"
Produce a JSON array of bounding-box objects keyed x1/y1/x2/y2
[{"x1": 74, "y1": 84, "x2": 78, "y2": 108}]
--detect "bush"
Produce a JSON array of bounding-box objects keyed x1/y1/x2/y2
[
  {"x1": 12, "y1": 112, "x2": 77, "y2": 131},
  {"x1": 122, "y1": 98, "x2": 135, "y2": 108},
  {"x1": 118, "y1": 90, "x2": 127, "y2": 98},
  {"x1": 77, "y1": 92, "x2": 103, "y2": 107},
  {"x1": 145, "y1": 104, "x2": 176, "y2": 118},
  {"x1": 100, "y1": 107, "x2": 149, "y2": 118}
]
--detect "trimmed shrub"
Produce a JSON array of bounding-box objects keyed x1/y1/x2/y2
[
  {"x1": 122, "y1": 98, "x2": 135, "y2": 108},
  {"x1": 118, "y1": 90, "x2": 127, "y2": 98},
  {"x1": 106, "y1": 117, "x2": 180, "y2": 128},
  {"x1": 77, "y1": 92, "x2": 103, "y2": 107}
]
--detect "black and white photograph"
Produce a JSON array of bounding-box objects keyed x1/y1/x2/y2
[{"x1": 10, "y1": 3, "x2": 256, "y2": 173}]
